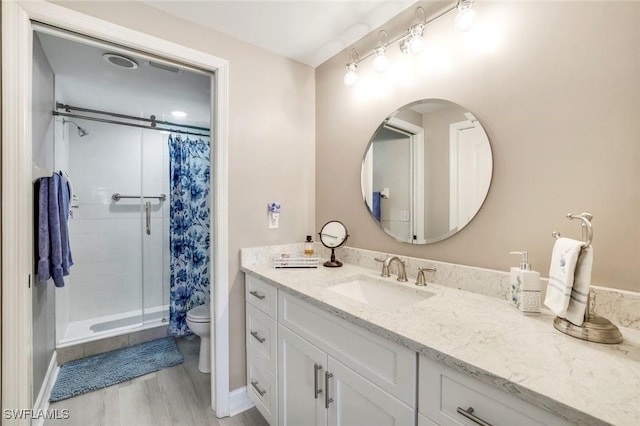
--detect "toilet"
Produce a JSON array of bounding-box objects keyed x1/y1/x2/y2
[{"x1": 186, "y1": 304, "x2": 211, "y2": 373}]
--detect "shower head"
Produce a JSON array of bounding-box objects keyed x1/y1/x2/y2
[
  {"x1": 77, "y1": 126, "x2": 89, "y2": 137},
  {"x1": 63, "y1": 119, "x2": 90, "y2": 137}
]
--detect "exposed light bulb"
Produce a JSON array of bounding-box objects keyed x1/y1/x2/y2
[
  {"x1": 408, "y1": 36, "x2": 423, "y2": 55},
  {"x1": 372, "y1": 47, "x2": 388, "y2": 73},
  {"x1": 455, "y1": 0, "x2": 476, "y2": 32},
  {"x1": 343, "y1": 63, "x2": 358, "y2": 87},
  {"x1": 455, "y1": 8, "x2": 476, "y2": 32},
  {"x1": 406, "y1": 24, "x2": 424, "y2": 55}
]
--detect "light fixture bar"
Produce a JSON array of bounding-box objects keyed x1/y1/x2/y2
[{"x1": 349, "y1": 4, "x2": 458, "y2": 67}]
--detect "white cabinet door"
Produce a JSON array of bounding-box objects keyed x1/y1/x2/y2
[
  {"x1": 278, "y1": 325, "x2": 327, "y2": 426},
  {"x1": 327, "y1": 357, "x2": 415, "y2": 426}
]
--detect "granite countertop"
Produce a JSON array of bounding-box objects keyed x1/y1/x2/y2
[{"x1": 241, "y1": 261, "x2": 640, "y2": 426}]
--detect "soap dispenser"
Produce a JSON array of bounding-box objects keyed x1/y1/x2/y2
[{"x1": 509, "y1": 251, "x2": 541, "y2": 314}]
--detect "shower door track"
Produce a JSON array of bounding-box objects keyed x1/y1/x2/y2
[{"x1": 53, "y1": 111, "x2": 211, "y2": 138}]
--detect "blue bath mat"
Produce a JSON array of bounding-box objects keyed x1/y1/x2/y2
[{"x1": 50, "y1": 336, "x2": 183, "y2": 402}]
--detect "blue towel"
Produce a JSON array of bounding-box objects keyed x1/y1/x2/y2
[
  {"x1": 37, "y1": 173, "x2": 73, "y2": 287},
  {"x1": 37, "y1": 178, "x2": 50, "y2": 282},
  {"x1": 372, "y1": 191, "x2": 381, "y2": 222}
]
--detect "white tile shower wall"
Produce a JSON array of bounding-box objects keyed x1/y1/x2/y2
[{"x1": 67, "y1": 122, "x2": 170, "y2": 323}]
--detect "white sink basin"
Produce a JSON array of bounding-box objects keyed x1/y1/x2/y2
[{"x1": 327, "y1": 277, "x2": 434, "y2": 311}]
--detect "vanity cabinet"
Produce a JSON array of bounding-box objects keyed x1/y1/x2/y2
[
  {"x1": 278, "y1": 324, "x2": 415, "y2": 426},
  {"x1": 246, "y1": 275, "x2": 279, "y2": 425},
  {"x1": 246, "y1": 273, "x2": 572, "y2": 426},
  {"x1": 277, "y1": 290, "x2": 416, "y2": 426},
  {"x1": 418, "y1": 355, "x2": 572, "y2": 426},
  {"x1": 246, "y1": 274, "x2": 416, "y2": 426}
]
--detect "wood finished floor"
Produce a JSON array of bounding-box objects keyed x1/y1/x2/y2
[{"x1": 47, "y1": 337, "x2": 269, "y2": 426}]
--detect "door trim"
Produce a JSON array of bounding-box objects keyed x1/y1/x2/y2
[{"x1": 1, "y1": 0, "x2": 231, "y2": 418}]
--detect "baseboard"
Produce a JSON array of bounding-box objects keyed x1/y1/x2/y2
[
  {"x1": 228, "y1": 386, "x2": 254, "y2": 416},
  {"x1": 32, "y1": 351, "x2": 61, "y2": 426}
]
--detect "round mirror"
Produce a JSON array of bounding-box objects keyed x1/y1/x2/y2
[
  {"x1": 319, "y1": 220, "x2": 349, "y2": 267},
  {"x1": 361, "y1": 99, "x2": 493, "y2": 244}
]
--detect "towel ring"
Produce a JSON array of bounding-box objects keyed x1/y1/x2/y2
[
  {"x1": 550, "y1": 211, "x2": 622, "y2": 344},
  {"x1": 551, "y1": 212, "x2": 593, "y2": 247}
]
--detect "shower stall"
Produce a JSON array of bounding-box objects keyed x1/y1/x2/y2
[
  {"x1": 54, "y1": 118, "x2": 173, "y2": 346},
  {"x1": 35, "y1": 28, "x2": 213, "y2": 348}
]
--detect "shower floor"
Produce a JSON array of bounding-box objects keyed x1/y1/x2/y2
[{"x1": 57, "y1": 305, "x2": 168, "y2": 347}]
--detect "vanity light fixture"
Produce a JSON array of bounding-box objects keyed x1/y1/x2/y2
[
  {"x1": 402, "y1": 7, "x2": 426, "y2": 55},
  {"x1": 342, "y1": 3, "x2": 478, "y2": 87},
  {"x1": 372, "y1": 31, "x2": 390, "y2": 73},
  {"x1": 455, "y1": 0, "x2": 476, "y2": 32},
  {"x1": 400, "y1": 23, "x2": 425, "y2": 55},
  {"x1": 343, "y1": 49, "x2": 360, "y2": 87}
]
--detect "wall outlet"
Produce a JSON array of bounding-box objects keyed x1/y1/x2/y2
[
  {"x1": 269, "y1": 212, "x2": 280, "y2": 229},
  {"x1": 400, "y1": 210, "x2": 410, "y2": 221},
  {"x1": 268, "y1": 201, "x2": 281, "y2": 229}
]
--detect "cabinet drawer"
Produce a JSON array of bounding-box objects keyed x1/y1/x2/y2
[
  {"x1": 246, "y1": 274, "x2": 277, "y2": 318},
  {"x1": 279, "y1": 291, "x2": 416, "y2": 407},
  {"x1": 246, "y1": 303, "x2": 277, "y2": 373},
  {"x1": 419, "y1": 355, "x2": 571, "y2": 426},
  {"x1": 248, "y1": 355, "x2": 277, "y2": 426}
]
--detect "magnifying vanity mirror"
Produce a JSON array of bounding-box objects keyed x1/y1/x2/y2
[
  {"x1": 361, "y1": 99, "x2": 493, "y2": 244},
  {"x1": 319, "y1": 220, "x2": 349, "y2": 267}
]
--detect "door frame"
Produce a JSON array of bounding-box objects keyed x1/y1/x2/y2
[
  {"x1": 1, "y1": 0, "x2": 231, "y2": 418},
  {"x1": 449, "y1": 119, "x2": 476, "y2": 231}
]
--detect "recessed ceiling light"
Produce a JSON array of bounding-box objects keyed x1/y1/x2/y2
[{"x1": 171, "y1": 111, "x2": 187, "y2": 118}]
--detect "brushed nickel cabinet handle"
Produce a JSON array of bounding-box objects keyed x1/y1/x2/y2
[
  {"x1": 457, "y1": 407, "x2": 492, "y2": 426},
  {"x1": 249, "y1": 290, "x2": 266, "y2": 300},
  {"x1": 314, "y1": 364, "x2": 323, "y2": 399},
  {"x1": 250, "y1": 380, "x2": 267, "y2": 397},
  {"x1": 250, "y1": 330, "x2": 266, "y2": 343},
  {"x1": 325, "y1": 372, "x2": 334, "y2": 409}
]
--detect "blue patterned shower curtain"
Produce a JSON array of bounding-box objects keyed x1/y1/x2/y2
[{"x1": 168, "y1": 135, "x2": 211, "y2": 336}]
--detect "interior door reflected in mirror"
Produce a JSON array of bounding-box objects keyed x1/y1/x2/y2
[{"x1": 361, "y1": 99, "x2": 493, "y2": 245}]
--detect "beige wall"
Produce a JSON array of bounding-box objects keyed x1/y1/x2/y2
[
  {"x1": 316, "y1": 1, "x2": 640, "y2": 292},
  {"x1": 53, "y1": 1, "x2": 315, "y2": 390}
]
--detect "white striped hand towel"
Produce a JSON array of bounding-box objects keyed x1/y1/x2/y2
[
  {"x1": 544, "y1": 238, "x2": 583, "y2": 317},
  {"x1": 564, "y1": 246, "x2": 593, "y2": 326}
]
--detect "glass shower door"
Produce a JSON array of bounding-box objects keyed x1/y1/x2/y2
[
  {"x1": 141, "y1": 129, "x2": 170, "y2": 325},
  {"x1": 60, "y1": 121, "x2": 146, "y2": 344}
]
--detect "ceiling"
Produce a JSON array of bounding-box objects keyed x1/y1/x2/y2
[
  {"x1": 37, "y1": 31, "x2": 211, "y2": 128},
  {"x1": 143, "y1": 0, "x2": 417, "y2": 67},
  {"x1": 35, "y1": 1, "x2": 424, "y2": 131}
]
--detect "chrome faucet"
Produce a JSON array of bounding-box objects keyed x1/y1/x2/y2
[
  {"x1": 375, "y1": 256, "x2": 408, "y2": 282},
  {"x1": 415, "y1": 267, "x2": 437, "y2": 286}
]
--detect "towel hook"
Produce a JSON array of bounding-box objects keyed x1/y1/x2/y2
[{"x1": 551, "y1": 212, "x2": 593, "y2": 247}]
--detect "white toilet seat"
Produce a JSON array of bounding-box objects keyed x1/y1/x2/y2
[{"x1": 186, "y1": 304, "x2": 210, "y2": 322}]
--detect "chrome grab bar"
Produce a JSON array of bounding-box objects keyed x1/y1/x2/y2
[
  {"x1": 112, "y1": 193, "x2": 166, "y2": 202},
  {"x1": 456, "y1": 407, "x2": 492, "y2": 426}
]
